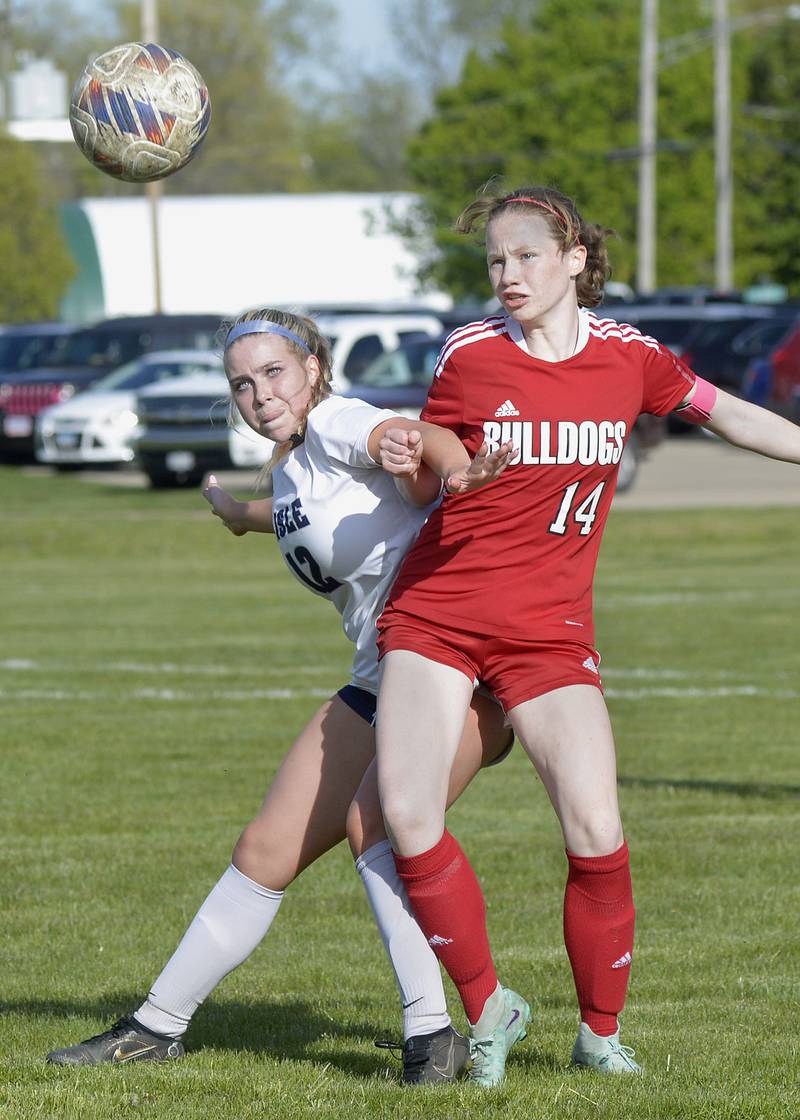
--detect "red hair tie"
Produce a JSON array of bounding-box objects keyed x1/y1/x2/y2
[{"x1": 502, "y1": 196, "x2": 582, "y2": 245}]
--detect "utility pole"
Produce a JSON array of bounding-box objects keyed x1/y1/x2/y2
[
  {"x1": 0, "y1": 0, "x2": 12, "y2": 125},
  {"x1": 142, "y1": 0, "x2": 163, "y2": 314},
  {"x1": 637, "y1": 0, "x2": 658, "y2": 295},
  {"x1": 714, "y1": 0, "x2": 733, "y2": 292}
]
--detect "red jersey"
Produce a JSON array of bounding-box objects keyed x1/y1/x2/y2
[{"x1": 385, "y1": 308, "x2": 695, "y2": 645}]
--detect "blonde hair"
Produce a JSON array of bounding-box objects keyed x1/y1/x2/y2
[
  {"x1": 220, "y1": 307, "x2": 334, "y2": 491},
  {"x1": 456, "y1": 183, "x2": 614, "y2": 308}
]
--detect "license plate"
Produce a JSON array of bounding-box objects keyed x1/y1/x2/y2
[
  {"x1": 55, "y1": 432, "x2": 80, "y2": 448},
  {"x1": 3, "y1": 415, "x2": 33, "y2": 438},
  {"x1": 165, "y1": 451, "x2": 196, "y2": 472}
]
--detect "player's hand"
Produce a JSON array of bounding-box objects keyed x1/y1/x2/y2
[
  {"x1": 445, "y1": 440, "x2": 514, "y2": 495},
  {"x1": 201, "y1": 474, "x2": 249, "y2": 536},
  {"x1": 379, "y1": 427, "x2": 424, "y2": 477}
]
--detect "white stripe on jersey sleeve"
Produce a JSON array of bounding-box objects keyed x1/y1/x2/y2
[
  {"x1": 587, "y1": 311, "x2": 662, "y2": 353},
  {"x1": 433, "y1": 316, "x2": 508, "y2": 378}
]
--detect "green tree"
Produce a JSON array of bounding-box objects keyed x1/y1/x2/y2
[
  {"x1": 405, "y1": 0, "x2": 725, "y2": 300},
  {"x1": 0, "y1": 133, "x2": 75, "y2": 322},
  {"x1": 735, "y1": 12, "x2": 800, "y2": 295}
]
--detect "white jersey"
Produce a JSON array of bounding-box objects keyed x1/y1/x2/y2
[{"x1": 271, "y1": 395, "x2": 439, "y2": 693}]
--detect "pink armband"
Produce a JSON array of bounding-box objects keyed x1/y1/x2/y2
[{"x1": 675, "y1": 376, "x2": 717, "y2": 425}]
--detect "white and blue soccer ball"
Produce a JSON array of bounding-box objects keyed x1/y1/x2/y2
[{"x1": 69, "y1": 42, "x2": 211, "y2": 183}]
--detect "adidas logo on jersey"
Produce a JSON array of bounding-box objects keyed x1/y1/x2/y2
[
  {"x1": 428, "y1": 934, "x2": 454, "y2": 947},
  {"x1": 582, "y1": 656, "x2": 599, "y2": 675},
  {"x1": 611, "y1": 951, "x2": 632, "y2": 969},
  {"x1": 495, "y1": 399, "x2": 520, "y2": 417}
]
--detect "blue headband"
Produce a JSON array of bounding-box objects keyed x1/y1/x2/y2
[{"x1": 224, "y1": 320, "x2": 312, "y2": 354}]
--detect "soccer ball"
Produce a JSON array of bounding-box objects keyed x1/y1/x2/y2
[{"x1": 69, "y1": 42, "x2": 211, "y2": 183}]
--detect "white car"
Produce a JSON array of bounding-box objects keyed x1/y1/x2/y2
[
  {"x1": 314, "y1": 313, "x2": 445, "y2": 389},
  {"x1": 35, "y1": 350, "x2": 225, "y2": 467}
]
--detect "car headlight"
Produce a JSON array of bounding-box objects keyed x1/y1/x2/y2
[
  {"x1": 105, "y1": 408, "x2": 139, "y2": 429},
  {"x1": 59, "y1": 383, "x2": 76, "y2": 401}
]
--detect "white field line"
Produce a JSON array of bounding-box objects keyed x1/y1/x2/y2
[
  {"x1": 605, "y1": 686, "x2": 799, "y2": 700},
  {"x1": 2, "y1": 660, "x2": 798, "y2": 705},
  {"x1": 0, "y1": 687, "x2": 335, "y2": 703},
  {"x1": 0, "y1": 659, "x2": 335, "y2": 677},
  {"x1": 2, "y1": 660, "x2": 795, "y2": 685},
  {"x1": 0, "y1": 684, "x2": 797, "y2": 704},
  {"x1": 600, "y1": 588, "x2": 800, "y2": 607}
]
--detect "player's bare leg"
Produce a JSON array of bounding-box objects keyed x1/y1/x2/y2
[
  {"x1": 233, "y1": 695, "x2": 374, "y2": 888},
  {"x1": 377, "y1": 651, "x2": 474, "y2": 854},
  {"x1": 510, "y1": 685, "x2": 641, "y2": 1073},
  {"x1": 348, "y1": 687, "x2": 513, "y2": 856},
  {"x1": 376, "y1": 651, "x2": 529, "y2": 1086}
]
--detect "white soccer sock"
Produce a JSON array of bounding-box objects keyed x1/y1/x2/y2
[
  {"x1": 134, "y1": 863, "x2": 284, "y2": 1039},
  {"x1": 355, "y1": 840, "x2": 451, "y2": 1041}
]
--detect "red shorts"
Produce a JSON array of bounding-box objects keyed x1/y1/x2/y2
[{"x1": 377, "y1": 607, "x2": 603, "y2": 713}]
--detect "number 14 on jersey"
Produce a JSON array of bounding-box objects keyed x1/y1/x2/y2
[{"x1": 549, "y1": 481, "x2": 607, "y2": 536}]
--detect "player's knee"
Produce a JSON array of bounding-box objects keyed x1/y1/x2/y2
[
  {"x1": 380, "y1": 788, "x2": 441, "y2": 851},
  {"x1": 345, "y1": 794, "x2": 387, "y2": 858},
  {"x1": 565, "y1": 811, "x2": 624, "y2": 857},
  {"x1": 231, "y1": 818, "x2": 286, "y2": 880}
]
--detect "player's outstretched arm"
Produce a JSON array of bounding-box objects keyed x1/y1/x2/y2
[
  {"x1": 371, "y1": 419, "x2": 512, "y2": 504},
  {"x1": 701, "y1": 388, "x2": 800, "y2": 464},
  {"x1": 201, "y1": 474, "x2": 275, "y2": 535}
]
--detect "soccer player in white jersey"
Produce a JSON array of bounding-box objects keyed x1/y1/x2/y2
[
  {"x1": 46, "y1": 308, "x2": 515, "y2": 1084},
  {"x1": 373, "y1": 183, "x2": 800, "y2": 1084}
]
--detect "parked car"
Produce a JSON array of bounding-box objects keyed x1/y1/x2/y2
[
  {"x1": 133, "y1": 370, "x2": 273, "y2": 488},
  {"x1": 741, "y1": 313, "x2": 800, "y2": 419},
  {"x1": 0, "y1": 313, "x2": 222, "y2": 460},
  {"x1": 35, "y1": 350, "x2": 227, "y2": 469},
  {"x1": 600, "y1": 302, "x2": 798, "y2": 433},
  {"x1": 0, "y1": 322, "x2": 75, "y2": 376},
  {"x1": 344, "y1": 333, "x2": 663, "y2": 493},
  {"x1": 314, "y1": 313, "x2": 444, "y2": 388}
]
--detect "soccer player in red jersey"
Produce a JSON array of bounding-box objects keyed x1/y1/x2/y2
[{"x1": 374, "y1": 184, "x2": 800, "y2": 1082}]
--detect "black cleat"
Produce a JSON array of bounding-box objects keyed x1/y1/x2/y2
[
  {"x1": 376, "y1": 1024, "x2": 471, "y2": 1084},
  {"x1": 46, "y1": 1016, "x2": 185, "y2": 1066}
]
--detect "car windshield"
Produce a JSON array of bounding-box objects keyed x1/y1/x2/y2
[
  {"x1": 0, "y1": 332, "x2": 66, "y2": 371},
  {"x1": 43, "y1": 329, "x2": 146, "y2": 369},
  {"x1": 95, "y1": 357, "x2": 222, "y2": 391},
  {"x1": 681, "y1": 317, "x2": 774, "y2": 351},
  {"x1": 730, "y1": 318, "x2": 797, "y2": 356},
  {"x1": 357, "y1": 339, "x2": 442, "y2": 388}
]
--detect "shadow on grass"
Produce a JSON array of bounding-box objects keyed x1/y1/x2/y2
[
  {"x1": 6, "y1": 994, "x2": 397, "y2": 1079},
  {"x1": 618, "y1": 774, "x2": 800, "y2": 800}
]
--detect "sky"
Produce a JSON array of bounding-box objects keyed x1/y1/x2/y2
[
  {"x1": 62, "y1": 0, "x2": 403, "y2": 87},
  {"x1": 334, "y1": 0, "x2": 395, "y2": 66}
]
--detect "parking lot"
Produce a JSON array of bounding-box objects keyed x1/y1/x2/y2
[{"x1": 613, "y1": 434, "x2": 800, "y2": 509}]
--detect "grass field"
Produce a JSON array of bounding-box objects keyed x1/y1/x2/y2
[{"x1": 2, "y1": 464, "x2": 798, "y2": 1119}]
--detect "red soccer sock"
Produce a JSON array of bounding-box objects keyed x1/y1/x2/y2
[
  {"x1": 393, "y1": 829, "x2": 499, "y2": 1024},
  {"x1": 563, "y1": 840, "x2": 636, "y2": 1036}
]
